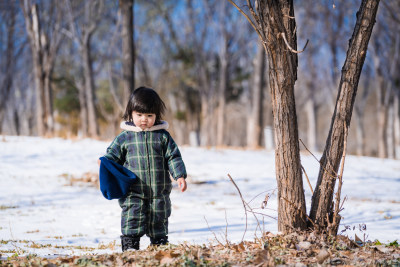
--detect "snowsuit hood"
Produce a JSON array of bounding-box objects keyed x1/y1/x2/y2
[{"x1": 120, "y1": 120, "x2": 169, "y2": 132}]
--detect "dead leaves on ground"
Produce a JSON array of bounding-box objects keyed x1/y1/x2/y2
[
  {"x1": 1, "y1": 233, "x2": 400, "y2": 266},
  {"x1": 61, "y1": 172, "x2": 99, "y2": 188}
]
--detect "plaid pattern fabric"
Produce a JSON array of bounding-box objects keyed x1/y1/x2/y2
[
  {"x1": 104, "y1": 129, "x2": 187, "y2": 198},
  {"x1": 118, "y1": 193, "x2": 171, "y2": 237},
  {"x1": 104, "y1": 126, "x2": 186, "y2": 237}
]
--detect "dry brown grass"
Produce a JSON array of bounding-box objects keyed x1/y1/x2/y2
[{"x1": 1, "y1": 233, "x2": 399, "y2": 266}]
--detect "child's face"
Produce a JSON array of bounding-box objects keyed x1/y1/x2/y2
[{"x1": 132, "y1": 111, "x2": 156, "y2": 130}]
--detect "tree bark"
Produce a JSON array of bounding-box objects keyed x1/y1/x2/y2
[
  {"x1": 256, "y1": 0, "x2": 307, "y2": 232},
  {"x1": 120, "y1": 0, "x2": 135, "y2": 104},
  {"x1": 310, "y1": 0, "x2": 380, "y2": 231}
]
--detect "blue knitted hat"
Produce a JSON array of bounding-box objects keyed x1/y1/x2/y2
[{"x1": 99, "y1": 157, "x2": 137, "y2": 200}]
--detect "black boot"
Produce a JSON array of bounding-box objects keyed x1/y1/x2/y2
[
  {"x1": 150, "y1": 236, "x2": 168, "y2": 246},
  {"x1": 121, "y1": 235, "x2": 140, "y2": 251}
]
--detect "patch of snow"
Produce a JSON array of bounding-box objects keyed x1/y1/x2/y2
[{"x1": 0, "y1": 136, "x2": 399, "y2": 257}]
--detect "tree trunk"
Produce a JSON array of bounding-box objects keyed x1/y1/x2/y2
[
  {"x1": 200, "y1": 93, "x2": 211, "y2": 146},
  {"x1": 247, "y1": 41, "x2": 265, "y2": 149},
  {"x1": 376, "y1": 76, "x2": 389, "y2": 158},
  {"x1": 216, "y1": 36, "x2": 228, "y2": 147},
  {"x1": 23, "y1": 3, "x2": 45, "y2": 136},
  {"x1": 0, "y1": 3, "x2": 16, "y2": 134},
  {"x1": 387, "y1": 97, "x2": 395, "y2": 159},
  {"x1": 77, "y1": 80, "x2": 88, "y2": 137},
  {"x1": 199, "y1": 56, "x2": 214, "y2": 147},
  {"x1": 305, "y1": 98, "x2": 317, "y2": 152},
  {"x1": 354, "y1": 73, "x2": 372, "y2": 156},
  {"x1": 256, "y1": 0, "x2": 307, "y2": 232},
  {"x1": 354, "y1": 106, "x2": 366, "y2": 156},
  {"x1": 65, "y1": 0, "x2": 102, "y2": 138},
  {"x1": 21, "y1": 1, "x2": 62, "y2": 136},
  {"x1": 43, "y1": 54, "x2": 54, "y2": 135},
  {"x1": 82, "y1": 38, "x2": 98, "y2": 138},
  {"x1": 310, "y1": 0, "x2": 380, "y2": 232},
  {"x1": 395, "y1": 94, "x2": 400, "y2": 159},
  {"x1": 120, "y1": 0, "x2": 135, "y2": 105}
]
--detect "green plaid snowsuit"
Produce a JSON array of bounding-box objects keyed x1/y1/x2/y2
[{"x1": 104, "y1": 121, "x2": 187, "y2": 238}]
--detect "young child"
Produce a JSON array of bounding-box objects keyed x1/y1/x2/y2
[{"x1": 103, "y1": 86, "x2": 187, "y2": 251}]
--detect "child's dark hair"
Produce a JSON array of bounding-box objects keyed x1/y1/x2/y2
[{"x1": 123, "y1": 87, "x2": 166, "y2": 124}]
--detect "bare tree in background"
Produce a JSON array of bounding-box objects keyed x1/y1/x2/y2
[
  {"x1": 0, "y1": 2, "x2": 17, "y2": 133},
  {"x1": 64, "y1": 0, "x2": 103, "y2": 138},
  {"x1": 216, "y1": 1, "x2": 229, "y2": 147},
  {"x1": 354, "y1": 68, "x2": 373, "y2": 156},
  {"x1": 21, "y1": 0, "x2": 63, "y2": 136},
  {"x1": 120, "y1": 0, "x2": 135, "y2": 104},
  {"x1": 246, "y1": 40, "x2": 265, "y2": 149}
]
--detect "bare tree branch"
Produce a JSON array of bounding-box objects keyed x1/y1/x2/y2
[{"x1": 279, "y1": 32, "x2": 309, "y2": 54}]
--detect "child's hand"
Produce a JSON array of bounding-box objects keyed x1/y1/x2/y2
[{"x1": 177, "y1": 178, "x2": 187, "y2": 192}]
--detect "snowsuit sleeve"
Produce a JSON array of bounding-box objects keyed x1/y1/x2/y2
[
  {"x1": 164, "y1": 132, "x2": 187, "y2": 180},
  {"x1": 104, "y1": 132, "x2": 127, "y2": 165}
]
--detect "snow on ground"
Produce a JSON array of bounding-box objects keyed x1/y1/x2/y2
[{"x1": 0, "y1": 135, "x2": 399, "y2": 257}]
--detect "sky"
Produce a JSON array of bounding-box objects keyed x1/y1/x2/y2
[{"x1": 0, "y1": 135, "x2": 399, "y2": 257}]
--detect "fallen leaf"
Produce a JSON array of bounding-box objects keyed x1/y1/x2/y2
[
  {"x1": 316, "y1": 249, "x2": 330, "y2": 264},
  {"x1": 155, "y1": 250, "x2": 180, "y2": 261},
  {"x1": 232, "y1": 242, "x2": 245, "y2": 252}
]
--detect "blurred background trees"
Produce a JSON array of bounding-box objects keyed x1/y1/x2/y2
[{"x1": 0, "y1": 0, "x2": 399, "y2": 159}]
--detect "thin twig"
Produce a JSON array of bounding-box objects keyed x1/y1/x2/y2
[
  {"x1": 248, "y1": 189, "x2": 276, "y2": 205},
  {"x1": 340, "y1": 196, "x2": 347, "y2": 211},
  {"x1": 9, "y1": 221, "x2": 23, "y2": 255},
  {"x1": 247, "y1": 210, "x2": 277, "y2": 220},
  {"x1": 299, "y1": 138, "x2": 338, "y2": 181},
  {"x1": 224, "y1": 209, "x2": 230, "y2": 246},
  {"x1": 299, "y1": 139, "x2": 320, "y2": 163},
  {"x1": 227, "y1": 0, "x2": 259, "y2": 36},
  {"x1": 227, "y1": 0, "x2": 268, "y2": 52},
  {"x1": 228, "y1": 174, "x2": 249, "y2": 242},
  {"x1": 332, "y1": 121, "x2": 348, "y2": 232},
  {"x1": 246, "y1": 0, "x2": 262, "y2": 34},
  {"x1": 301, "y1": 165, "x2": 314, "y2": 194},
  {"x1": 252, "y1": 207, "x2": 277, "y2": 212},
  {"x1": 204, "y1": 216, "x2": 224, "y2": 246},
  {"x1": 279, "y1": 32, "x2": 309, "y2": 54},
  {"x1": 228, "y1": 174, "x2": 269, "y2": 241}
]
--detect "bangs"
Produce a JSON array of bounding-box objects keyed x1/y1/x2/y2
[
  {"x1": 131, "y1": 101, "x2": 158, "y2": 115},
  {"x1": 123, "y1": 87, "x2": 166, "y2": 123}
]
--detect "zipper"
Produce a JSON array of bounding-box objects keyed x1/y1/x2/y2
[{"x1": 144, "y1": 131, "x2": 152, "y2": 198}]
